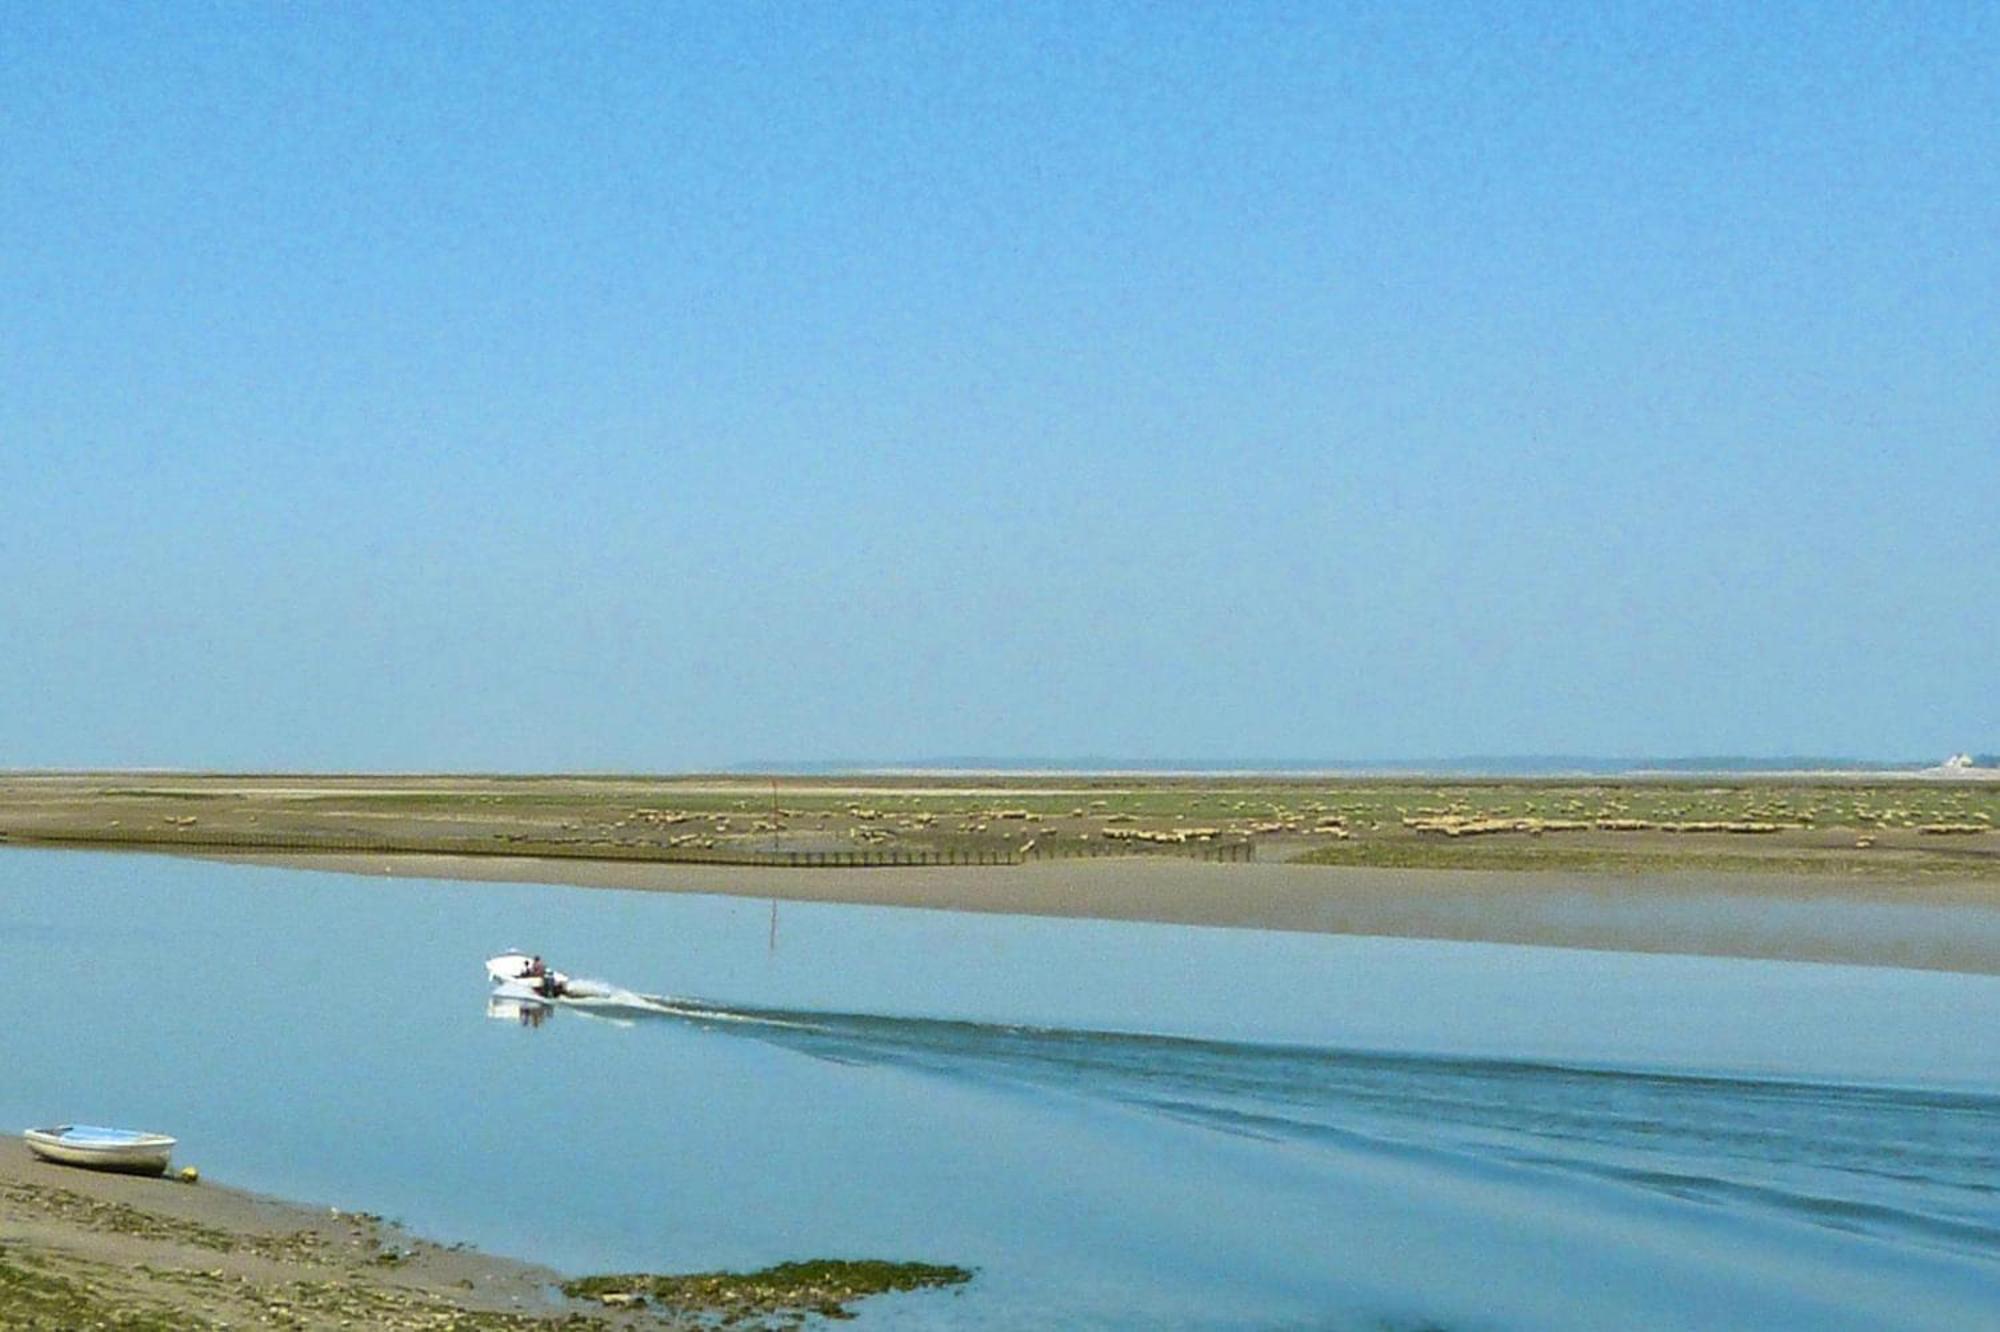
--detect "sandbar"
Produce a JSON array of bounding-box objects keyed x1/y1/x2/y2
[{"x1": 215, "y1": 851, "x2": 2000, "y2": 975}]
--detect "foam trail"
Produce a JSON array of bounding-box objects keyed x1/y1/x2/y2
[{"x1": 588, "y1": 989, "x2": 2000, "y2": 1266}]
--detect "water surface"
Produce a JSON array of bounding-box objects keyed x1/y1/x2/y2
[{"x1": 4, "y1": 849, "x2": 1997, "y2": 1328}]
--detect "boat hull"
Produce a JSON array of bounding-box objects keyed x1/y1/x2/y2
[
  {"x1": 485, "y1": 952, "x2": 536, "y2": 984},
  {"x1": 25, "y1": 1127, "x2": 176, "y2": 1176}
]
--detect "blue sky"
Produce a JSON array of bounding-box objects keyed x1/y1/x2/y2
[{"x1": 2, "y1": 3, "x2": 1994, "y2": 769}]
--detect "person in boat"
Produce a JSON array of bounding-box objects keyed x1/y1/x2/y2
[{"x1": 525, "y1": 955, "x2": 546, "y2": 979}]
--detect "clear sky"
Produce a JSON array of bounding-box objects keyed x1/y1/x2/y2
[{"x1": 2, "y1": 3, "x2": 1994, "y2": 770}]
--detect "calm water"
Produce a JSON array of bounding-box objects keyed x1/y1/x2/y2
[{"x1": 5, "y1": 848, "x2": 1998, "y2": 1329}]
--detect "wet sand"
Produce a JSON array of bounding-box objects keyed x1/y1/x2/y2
[{"x1": 219, "y1": 852, "x2": 2000, "y2": 975}]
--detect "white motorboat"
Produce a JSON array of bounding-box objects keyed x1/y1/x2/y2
[
  {"x1": 485, "y1": 954, "x2": 625, "y2": 1012},
  {"x1": 25, "y1": 1125, "x2": 176, "y2": 1175},
  {"x1": 486, "y1": 951, "x2": 569, "y2": 996}
]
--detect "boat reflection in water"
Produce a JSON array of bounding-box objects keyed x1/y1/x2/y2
[
  {"x1": 482, "y1": 990, "x2": 638, "y2": 1029},
  {"x1": 485, "y1": 994, "x2": 550, "y2": 1027}
]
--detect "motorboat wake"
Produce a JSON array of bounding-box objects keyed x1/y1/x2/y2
[
  {"x1": 480, "y1": 953, "x2": 849, "y2": 1035},
  {"x1": 482, "y1": 952, "x2": 862, "y2": 1034}
]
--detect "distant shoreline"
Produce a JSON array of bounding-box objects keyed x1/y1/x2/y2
[
  {"x1": 4, "y1": 769, "x2": 1996, "y2": 973},
  {"x1": 4, "y1": 760, "x2": 1997, "y2": 780}
]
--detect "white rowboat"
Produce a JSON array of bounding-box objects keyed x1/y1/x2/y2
[{"x1": 25, "y1": 1125, "x2": 176, "y2": 1175}]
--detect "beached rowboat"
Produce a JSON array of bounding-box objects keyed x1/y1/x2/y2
[{"x1": 25, "y1": 1125, "x2": 177, "y2": 1175}]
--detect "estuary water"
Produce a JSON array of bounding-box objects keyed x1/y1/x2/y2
[{"x1": 3, "y1": 848, "x2": 1997, "y2": 1329}]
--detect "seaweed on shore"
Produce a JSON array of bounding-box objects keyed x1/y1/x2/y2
[
  {"x1": 0, "y1": 1245, "x2": 203, "y2": 1332},
  {"x1": 562, "y1": 1258, "x2": 973, "y2": 1326}
]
